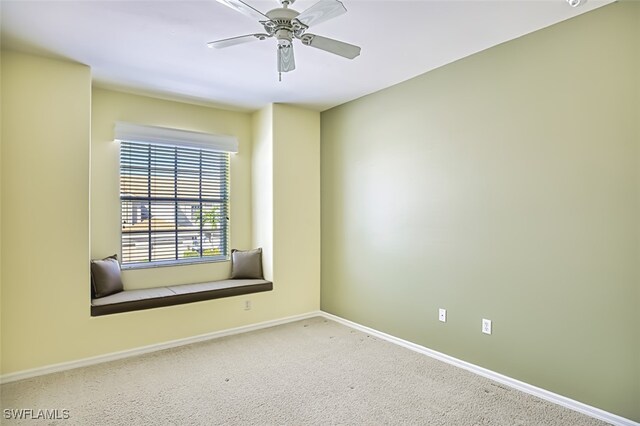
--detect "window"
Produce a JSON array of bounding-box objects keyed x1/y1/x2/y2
[{"x1": 117, "y1": 123, "x2": 236, "y2": 268}]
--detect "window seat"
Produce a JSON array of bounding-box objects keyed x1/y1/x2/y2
[{"x1": 91, "y1": 279, "x2": 273, "y2": 316}]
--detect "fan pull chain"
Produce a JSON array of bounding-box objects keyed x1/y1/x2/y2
[{"x1": 279, "y1": 72, "x2": 282, "y2": 82}]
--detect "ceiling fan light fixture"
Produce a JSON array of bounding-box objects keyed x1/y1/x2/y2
[
  {"x1": 567, "y1": 0, "x2": 585, "y2": 7},
  {"x1": 275, "y1": 29, "x2": 293, "y2": 42}
]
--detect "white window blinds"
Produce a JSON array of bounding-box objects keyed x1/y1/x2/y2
[{"x1": 117, "y1": 124, "x2": 232, "y2": 267}]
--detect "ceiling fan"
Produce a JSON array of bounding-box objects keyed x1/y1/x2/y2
[{"x1": 208, "y1": 0, "x2": 361, "y2": 79}]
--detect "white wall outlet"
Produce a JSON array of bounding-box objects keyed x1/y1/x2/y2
[
  {"x1": 244, "y1": 300, "x2": 251, "y2": 311},
  {"x1": 438, "y1": 308, "x2": 447, "y2": 322},
  {"x1": 482, "y1": 318, "x2": 492, "y2": 335}
]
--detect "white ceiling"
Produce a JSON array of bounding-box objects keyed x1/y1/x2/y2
[{"x1": 1, "y1": 0, "x2": 614, "y2": 112}]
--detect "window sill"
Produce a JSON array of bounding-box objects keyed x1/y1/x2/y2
[{"x1": 121, "y1": 256, "x2": 229, "y2": 270}]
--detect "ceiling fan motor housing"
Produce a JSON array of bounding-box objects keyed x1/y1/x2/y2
[
  {"x1": 264, "y1": 8, "x2": 307, "y2": 39},
  {"x1": 265, "y1": 8, "x2": 299, "y2": 23}
]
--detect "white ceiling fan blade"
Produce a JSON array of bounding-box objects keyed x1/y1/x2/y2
[
  {"x1": 301, "y1": 34, "x2": 361, "y2": 59},
  {"x1": 216, "y1": 0, "x2": 268, "y2": 22},
  {"x1": 207, "y1": 34, "x2": 269, "y2": 49},
  {"x1": 295, "y1": 0, "x2": 347, "y2": 28},
  {"x1": 277, "y1": 42, "x2": 295, "y2": 73}
]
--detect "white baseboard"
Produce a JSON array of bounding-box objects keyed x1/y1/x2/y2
[
  {"x1": 0, "y1": 311, "x2": 322, "y2": 385},
  {"x1": 320, "y1": 311, "x2": 638, "y2": 426}
]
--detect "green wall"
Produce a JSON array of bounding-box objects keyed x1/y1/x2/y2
[{"x1": 321, "y1": 2, "x2": 639, "y2": 421}]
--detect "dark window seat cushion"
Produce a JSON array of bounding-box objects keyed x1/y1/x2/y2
[{"x1": 91, "y1": 279, "x2": 273, "y2": 316}]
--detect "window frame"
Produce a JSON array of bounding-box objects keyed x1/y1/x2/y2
[{"x1": 117, "y1": 128, "x2": 234, "y2": 270}]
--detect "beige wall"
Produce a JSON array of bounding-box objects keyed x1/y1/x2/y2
[
  {"x1": 251, "y1": 103, "x2": 321, "y2": 312},
  {"x1": 251, "y1": 105, "x2": 274, "y2": 281},
  {"x1": 1, "y1": 52, "x2": 92, "y2": 373},
  {"x1": 0, "y1": 47, "x2": 4, "y2": 371},
  {"x1": 1, "y1": 53, "x2": 322, "y2": 375},
  {"x1": 272, "y1": 104, "x2": 321, "y2": 313},
  {"x1": 321, "y1": 2, "x2": 639, "y2": 422}
]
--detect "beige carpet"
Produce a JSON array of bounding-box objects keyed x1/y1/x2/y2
[{"x1": 1, "y1": 317, "x2": 609, "y2": 425}]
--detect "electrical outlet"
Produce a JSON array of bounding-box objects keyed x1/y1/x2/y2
[
  {"x1": 244, "y1": 300, "x2": 251, "y2": 311},
  {"x1": 438, "y1": 308, "x2": 447, "y2": 322},
  {"x1": 482, "y1": 318, "x2": 492, "y2": 335}
]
